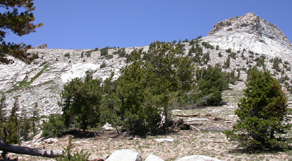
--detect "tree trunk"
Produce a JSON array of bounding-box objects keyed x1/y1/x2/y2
[{"x1": 0, "y1": 142, "x2": 64, "y2": 158}]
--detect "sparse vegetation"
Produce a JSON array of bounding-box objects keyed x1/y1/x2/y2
[
  {"x1": 100, "y1": 61, "x2": 106, "y2": 68},
  {"x1": 202, "y1": 41, "x2": 214, "y2": 49}
]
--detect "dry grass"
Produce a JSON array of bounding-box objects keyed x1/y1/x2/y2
[{"x1": 8, "y1": 81, "x2": 292, "y2": 161}]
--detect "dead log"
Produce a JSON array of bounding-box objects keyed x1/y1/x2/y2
[
  {"x1": 0, "y1": 142, "x2": 64, "y2": 158},
  {"x1": 174, "y1": 114, "x2": 199, "y2": 117}
]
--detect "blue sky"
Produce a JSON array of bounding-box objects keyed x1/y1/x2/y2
[{"x1": 4, "y1": 0, "x2": 292, "y2": 49}]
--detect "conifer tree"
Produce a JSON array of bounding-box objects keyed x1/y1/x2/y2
[
  {"x1": 0, "y1": 0, "x2": 43, "y2": 64},
  {"x1": 194, "y1": 64, "x2": 229, "y2": 106},
  {"x1": 6, "y1": 97, "x2": 20, "y2": 144},
  {"x1": 0, "y1": 93, "x2": 6, "y2": 139},
  {"x1": 59, "y1": 70, "x2": 103, "y2": 132},
  {"x1": 225, "y1": 68, "x2": 290, "y2": 150},
  {"x1": 31, "y1": 102, "x2": 39, "y2": 135}
]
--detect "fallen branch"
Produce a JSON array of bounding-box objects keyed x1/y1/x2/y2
[
  {"x1": 0, "y1": 142, "x2": 64, "y2": 158},
  {"x1": 174, "y1": 114, "x2": 199, "y2": 117}
]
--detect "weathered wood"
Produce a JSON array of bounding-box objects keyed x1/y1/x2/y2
[
  {"x1": 0, "y1": 142, "x2": 64, "y2": 158},
  {"x1": 174, "y1": 114, "x2": 199, "y2": 117}
]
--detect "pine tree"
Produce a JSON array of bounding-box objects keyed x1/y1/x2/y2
[
  {"x1": 0, "y1": 0, "x2": 43, "y2": 64},
  {"x1": 0, "y1": 93, "x2": 7, "y2": 140},
  {"x1": 6, "y1": 97, "x2": 20, "y2": 144},
  {"x1": 31, "y1": 102, "x2": 39, "y2": 136},
  {"x1": 225, "y1": 68, "x2": 290, "y2": 150},
  {"x1": 59, "y1": 70, "x2": 103, "y2": 132},
  {"x1": 194, "y1": 64, "x2": 229, "y2": 106}
]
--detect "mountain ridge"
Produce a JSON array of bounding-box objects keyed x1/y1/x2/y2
[
  {"x1": 1, "y1": 12, "x2": 292, "y2": 117},
  {"x1": 203, "y1": 12, "x2": 292, "y2": 57}
]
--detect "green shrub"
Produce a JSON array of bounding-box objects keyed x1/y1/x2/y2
[
  {"x1": 216, "y1": 45, "x2": 219, "y2": 50},
  {"x1": 6, "y1": 97, "x2": 20, "y2": 144},
  {"x1": 273, "y1": 57, "x2": 282, "y2": 72},
  {"x1": 225, "y1": 68, "x2": 291, "y2": 150},
  {"x1": 202, "y1": 52, "x2": 210, "y2": 64},
  {"x1": 41, "y1": 114, "x2": 67, "y2": 137},
  {"x1": 100, "y1": 47, "x2": 109, "y2": 56},
  {"x1": 194, "y1": 64, "x2": 229, "y2": 106},
  {"x1": 229, "y1": 52, "x2": 237, "y2": 59},
  {"x1": 56, "y1": 136, "x2": 90, "y2": 161},
  {"x1": 100, "y1": 61, "x2": 106, "y2": 68},
  {"x1": 202, "y1": 42, "x2": 214, "y2": 49},
  {"x1": 32, "y1": 53, "x2": 39, "y2": 59},
  {"x1": 223, "y1": 56, "x2": 230, "y2": 68},
  {"x1": 64, "y1": 53, "x2": 70, "y2": 59},
  {"x1": 225, "y1": 48, "x2": 232, "y2": 53},
  {"x1": 105, "y1": 54, "x2": 113, "y2": 59},
  {"x1": 114, "y1": 48, "x2": 126, "y2": 57}
]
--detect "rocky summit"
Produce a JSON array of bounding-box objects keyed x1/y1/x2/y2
[
  {"x1": 204, "y1": 12, "x2": 292, "y2": 58},
  {"x1": 1, "y1": 12, "x2": 292, "y2": 117}
]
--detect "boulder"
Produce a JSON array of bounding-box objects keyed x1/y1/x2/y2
[
  {"x1": 154, "y1": 138, "x2": 174, "y2": 143},
  {"x1": 105, "y1": 149, "x2": 142, "y2": 161},
  {"x1": 36, "y1": 44, "x2": 48, "y2": 49},
  {"x1": 102, "y1": 122, "x2": 115, "y2": 131},
  {"x1": 32, "y1": 131, "x2": 43, "y2": 142},
  {"x1": 145, "y1": 154, "x2": 164, "y2": 161},
  {"x1": 43, "y1": 138, "x2": 58, "y2": 144},
  {"x1": 176, "y1": 155, "x2": 221, "y2": 161}
]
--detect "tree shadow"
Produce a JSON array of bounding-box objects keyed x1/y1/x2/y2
[
  {"x1": 62, "y1": 129, "x2": 98, "y2": 138},
  {"x1": 228, "y1": 145, "x2": 292, "y2": 154}
]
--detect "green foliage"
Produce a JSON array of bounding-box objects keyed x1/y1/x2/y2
[
  {"x1": 273, "y1": 57, "x2": 282, "y2": 72},
  {"x1": 41, "y1": 114, "x2": 67, "y2": 137},
  {"x1": 241, "y1": 52, "x2": 246, "y2": 60},
  {"x1": 116, "y1": 61, "x2": 163, "y2": 135},
  {"x1": 0, "y1": 0, "x2": 43, "y2": 64},
  {"x1": 0, "y1": 93, "x2": 6, "y2": 139},
  {"x1": 100, "y1": 47, "x2": 109, "y2": 56},
  {"x1": 229, "y1": 52, "x2": 237, "y2": 59},
  {"x1": 201, "y1": 52, "x2": 210, "y2": 64},
  {"x1": 56, "y1": 136, "x2": 90, "y2": 161},
  {"x1": 182, "y1": 38, "x2": 189, "y2": 42},
  {"x1": 100, "y1": 61, "x2": 106, "y2": 68},
  {"x1": 59, "y1": 70, "x2": 103, "y2": 132},
  {"x1": 255, "y1": 55, "x2": 266, "y2": 67},
  {"x1": 218, "y1": 52, "x2": 222, "y2": 57},
  {"x1": 113, "y1": 48, "x2": 126, "y2": 57},
  {"x1": 64, "y1": 53, "x2": 70, "y2": 59},
  {"x1": 225, "y1": 48, "x2": 232, "y2": 53},
  {"x1": 201, "y1": 42, "x2": 214, "y2": 49},
  {"x1": 225, "y1": 68, "x2": 290, "y2": 150},
  {"x1": 223, "y1": 56, "x2": 230, "y2": 68},
  {"x1": 189, "y1": 36, "x2": 202, "y2": 45},
  {"x1": 104, "y1": 41, "x2": 196, "y2": 135},
  {"x1": 216, "y1": 45, "x2": 219, "y2": 50},
  {"x1": 105, "y1": 54, "x2": 113, "y2": 59},
  {"x1": 32, "y1": 53, "x2": 39, "y2": 59},
  {"x1": 6, "y1": 97, "x2": 20, "y2": 144},
  {"x1": 126, "y1": 49, "x2": 141, "y2": 63},
  {"x1": 31, "y1": 102, "x2": 40, "y2": 135},
  {"x1": 85, "y1": 50, "x2": 92, "y2": 57},
  {"x1": 194, "y1": 65, "x2": 229, "y2": 106},
  {"x1": 174, "y1": 43, "x2": 185, "y2": 54}
]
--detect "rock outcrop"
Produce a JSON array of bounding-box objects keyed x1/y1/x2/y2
[
  {"x1": 176, "y1": 155, "x2": 221, "y2": 161},
  {"x1": 105, "y1": 149, "x2": 142, "y2": 161},
  {"x1": 204, "y1": 12, "x2": 292, "y2": 57}
]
